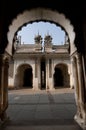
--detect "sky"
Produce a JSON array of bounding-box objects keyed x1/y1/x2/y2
[{"x1": 17, "y1": 21, "x2": 66, "y2": 45}]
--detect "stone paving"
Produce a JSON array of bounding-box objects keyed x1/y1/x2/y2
[{"x1": 0, "y1": 88, "x2": 83, "y2": 130}]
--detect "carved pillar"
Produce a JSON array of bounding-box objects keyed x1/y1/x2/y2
[
  {"x1": 70, "y1": 62, "x2": 74, "y2": 89},
  {"x1": 49, "y1": 59, "x2": 52, "y2": 78},
  {"x1": 71, "y1": 56, "x2": 81, "y2": 120},
  {"x1": 51, "y1": 59, "x2": 55, "y2": 90},
  {"x1": 0, "y1": 55, "x2": 9, "y2": 122},
  {"x1": 46, "y1": 59, "x2": 49, "y2": 89},
  {"x1": 38, "y1": 58, "x2": 41, "y2": 89},
  {"x1": 76, "y1": 53, "x2": 86, "y2": 123},
  {"x1": 34, "y1": 58, "x2": 39, "y2": 90},
  {"x1": 82, "y1": 55, "x2": 86, "y2": 95},
  {"x1": 3, "y1": 58, "x2": 9, "y2": 114},
  {"x1": 35, "y1": 59, "x2": 37, "y2": 78},
  {"x1": 49, "y1": 59, "x2": 54, "y2": 90},
  {"x1": 0, "y1": 54, "x2": 4, "y2": 116}
]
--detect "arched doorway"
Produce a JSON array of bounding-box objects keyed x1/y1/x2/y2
[
  {"x1": 54, "y1": 68, "x2": 63, "y2": 87},
  {"x1": 14, "y1": 64, "x2": 33, "y2": 89},
  {"x1": 54, "y1": 63, "x2": 70, "y2": 88},
  {"x1": 23, "y1": 67, "x2": 33, "y2": 88}
]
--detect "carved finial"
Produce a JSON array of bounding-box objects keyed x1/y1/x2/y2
[
  {"x1": 44, "y1": 34, "x2": 52, "y2": 46},
  {"x1": 34, "y1": 33, "x2": 42, "y2": 44}
]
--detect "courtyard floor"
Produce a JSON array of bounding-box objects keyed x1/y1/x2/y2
[{"x1": 0, "y1": 88, "x2": 83, "y2": 130}]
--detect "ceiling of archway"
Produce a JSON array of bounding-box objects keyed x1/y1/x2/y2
[{"x1": 6, "y1": 8, "x2": 75, "y2": 55}]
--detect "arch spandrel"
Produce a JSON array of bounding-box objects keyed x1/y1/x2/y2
[{"x1": 6, "y1": 8, "x2": 76, "y2": 55}]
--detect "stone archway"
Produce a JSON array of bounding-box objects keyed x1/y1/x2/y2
[
  {"x1": 6, "y1": 8, "x2": 76, "y2": 56},
  {"x1": 14, "y1": 64, "x2": 33, "y2": 89},
  {"x1": 23, "y1": 67, "x2": 33, "y2": 88},
  {"x1": 54, "y1": 63, "x2": 70, "y2": 88},
  {"x1": 0, "y1": 3, "x2": 85, "y2": 128},
  {"x1": 54, "y1": 67, "x2": 63, "y2": 87}
]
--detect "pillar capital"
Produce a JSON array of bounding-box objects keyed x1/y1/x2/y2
[
  {"x1": 76, "y1": 53, "x2": 82, "y2": 64},
  {"x1": 4, "y1": 57, "x2": 9, "y2": 68},
  {"x1": 0, "y1": 54, "x2": 9, "y2": 66},
  {"x1": 71, "y1": 56, "x2": 76, "y2": 66},
  {"x1": 0, "y1": 54, "x2": 4, "y2": 66}
]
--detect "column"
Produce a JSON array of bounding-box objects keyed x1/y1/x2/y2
[
  {"x1": 49, "y1": 59, "x2": 53, "y2": 90},
  {"x1": 82, "y1": 55, "x2": 86, "y2": 95},
  {"x1": 70, "y1": 62, "x2": 74, "y2": 89},
  {"x1": 46, "y1": 59, "x2": 49, "y2": 89},
  {"x1": 49, "y1": 59, "x2": 52, "y2": 78},
  {"x1": 3, "y1": 58, "x2": 9, "y2": 114},
  {"x1": 0, "y1": 55, "x2": 9, "y2": 121},
  {"x1": 0, "y1": 54, "x2": 4, "y2": 117},
  {"x1": 13, "y1": 61, "x2": 17, "y2": 88},
  {"x1": 71, "y1": 56, "x2": 81, "y2": 120},
  {"x1": 34, "y1": 58, "x2": 39, "y2": 90},
  {"x1": 38, "y1": 58, "x2": 41, "y2": 89},
  {"x1": 52, "y1": 59, "x2": 55, "y2": 90},
  {"x1": 35, "y1": 58, "x2": 38, "y2": 78},
  {"x1": 76, "y1": 53, "x2": 86, "y2": 123}
]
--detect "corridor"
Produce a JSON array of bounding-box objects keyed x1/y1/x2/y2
[{"x1": 0, "y1": 88, "x2": 83, "y2": 130}]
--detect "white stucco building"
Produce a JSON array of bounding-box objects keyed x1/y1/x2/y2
[{"x1": 8, "y1": 34, "x2": 73, "y2": 90}]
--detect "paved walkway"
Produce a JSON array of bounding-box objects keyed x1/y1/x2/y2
[{"x1": 0, "y1": 88, "x2": 83, "y2": 130}]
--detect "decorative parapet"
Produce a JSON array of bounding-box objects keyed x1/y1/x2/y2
[
  {"x1": 15, "y1": 44, "x2": 36, "y2": 53},
  {"x1": 52, "y1": 44, "x2": 69, "y2": 53}
]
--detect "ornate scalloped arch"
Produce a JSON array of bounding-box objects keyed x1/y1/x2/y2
[{"x1": 6, "y1": 8, "x2": 75, "y2": 55}]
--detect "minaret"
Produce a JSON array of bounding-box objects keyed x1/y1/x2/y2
[
  {"x1": 44, "y1": 34, "x2": 52, "y2": 52},
  {"x1": 34, "y1": 33, "x2": 42, "y2": 45},
  {"x1": 44, "y1": 34, "x2": 52, "y2": 46},
  {"x1": 34, "y1": 33, "x2": 42, "y2": 51}
]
